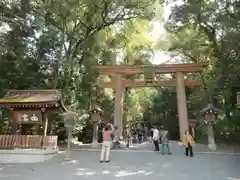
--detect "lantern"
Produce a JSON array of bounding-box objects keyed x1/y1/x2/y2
[
  {"x1": 201, "y1": 104, "x2": 221, "y2": 150},
  {"x1": 90, "y1": 105, "x2": 103, "y2": 122},
  {"x1": 63, "y1": 111, "x2": 77, "y2": 129},
  {"x1": 90, "y1": 105, "x2": 104, "y2": 147},
  {"x1": 62, "y1": 110, "x2": 78, "y2": 160},
  {"x1": 201, "y1": 104, "x2": 220, "y2": 124}
]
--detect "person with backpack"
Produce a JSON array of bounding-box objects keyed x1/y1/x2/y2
[{"x1": 100, "y1": 123, "x2": 114, "y2": 163}]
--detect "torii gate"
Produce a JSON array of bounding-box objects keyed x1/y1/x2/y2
[{"x1": 94, "y1": 62, "x2": 208, "y2": 140}]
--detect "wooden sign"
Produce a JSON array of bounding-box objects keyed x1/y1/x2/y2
[
  {"x1": 143, "y1": 65, "x2": 155, "y2": 80},
  {"x1": 237, "y1": 92, "x2": 240, "y2": 107},
  {"x1": 14, "y1": 110, "x2": 42, "y2": 124}
]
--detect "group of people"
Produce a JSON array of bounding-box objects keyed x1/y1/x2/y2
[
  {"x1": 100, "y1": 123, "x2": 195, "y2": 163},
  {"x1": 151, "y1": 126, "x2": 195, "y2": 157},
  {"x1": 151, "y1": 126, "x2": 172, "y2": 154}
]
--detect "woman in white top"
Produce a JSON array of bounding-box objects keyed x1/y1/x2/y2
[{"x1": 152, "y1": 126, "x2": 160, "y2": 151}]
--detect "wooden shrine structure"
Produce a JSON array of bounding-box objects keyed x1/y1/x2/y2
[
  {"x1": 0, "y1": 90, "x2": 67, "y2": 149},
  {"x1": 94, "y1": 62, "x2": 208, "y2": 140}
]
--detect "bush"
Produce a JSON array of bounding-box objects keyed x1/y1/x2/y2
[{"x1": 77, "y1": 120, "x2": 93, "y2": 144}]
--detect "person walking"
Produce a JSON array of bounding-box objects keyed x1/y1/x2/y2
[
  {"x1": 100, "y1": 123, "x2": 114, "y2": 163},
  {"x1": 183, "y1": 130, "x2": 195, "y2": 157},
  {"x1": 152, "y1": 126, "x2": 160, "y2": 151},
  {"x1": 160, "y1": 126, "x2": 171, "y2": 155}
]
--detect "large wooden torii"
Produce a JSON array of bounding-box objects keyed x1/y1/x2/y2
[{"x1": 94, "y1": 62, "x2": 208, "y2": 140}]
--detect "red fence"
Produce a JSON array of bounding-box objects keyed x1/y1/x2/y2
[{"x1": 0, "y1": 135, "x2": 58, "y2": 149}]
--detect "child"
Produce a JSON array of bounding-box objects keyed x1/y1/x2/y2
[{"x1": 183, "y1": 130, "x2": 195, "y2": 157}]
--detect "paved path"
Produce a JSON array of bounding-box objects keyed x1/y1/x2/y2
[
  {"x1": 65, "y1": 141, "x2": 240, "y2": 154},
  {"x1": 1, "y1": 149, "x2": 240, "y2": 180}
]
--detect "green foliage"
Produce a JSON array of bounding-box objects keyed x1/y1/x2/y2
[{"x1": 77, "y1": 117, "x2": 93, "y2": 144}]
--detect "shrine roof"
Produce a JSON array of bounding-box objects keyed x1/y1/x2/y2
[
  {"x1": 0, "y1": 90, "x2": 67, "y2": 111},
  {"x1": 90, "y1": 105, "x2": 104, "y2": 115},
  {"x1": 200, "y1": 103, "x2": 222, "y2": 114}
]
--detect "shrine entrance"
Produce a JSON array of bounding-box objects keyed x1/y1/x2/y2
[
  {"x1": 94, "y1": 63, "x2": 207, "y2": 140},
  {"x1": 0, "y1": 90, "x2": 67, "y2": 149}
]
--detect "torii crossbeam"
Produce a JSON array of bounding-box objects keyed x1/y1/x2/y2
[{"x1": 94, "y1": 62, "x2": 208, "y2": 140}]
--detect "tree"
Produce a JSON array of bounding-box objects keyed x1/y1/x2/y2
[{"x1": 154, "y1": 0, "x2": 240, "y2": 143}]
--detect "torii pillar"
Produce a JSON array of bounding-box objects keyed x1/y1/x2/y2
[
  {"x1": 176, "y1": 72, "x2": 189, "y2": 140},
  {"x1": 114, "y1": 74, "x2": 124, "y2": 137}
]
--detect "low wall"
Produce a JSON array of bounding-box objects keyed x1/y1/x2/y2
[
  {"x1": 0, "y1": 135, "x2": 59, "y2": 163},
  {"x1": 0, "y1": 135, "x2": 58, "y2": 149},
  {"x1": 0, "y1": 148, "x2": 58, "y2": 163}
]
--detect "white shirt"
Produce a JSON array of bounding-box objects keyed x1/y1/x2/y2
[{"x1": 152, "y1": 129, "x2": 159, "y2": 141}]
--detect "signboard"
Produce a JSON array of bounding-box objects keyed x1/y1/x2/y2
[
  {"x1": 237, "y1": 92, "x2": 240, "y2": 106},
  {"x1": 15, "y1": 110, "x2": 42, "y2": 124},
  {"x1": 231, "y1": 87, "x2": 240, "y2": 108},
  {"x1": 143, "y1": 65, "x2": 155, "y2": 81}
]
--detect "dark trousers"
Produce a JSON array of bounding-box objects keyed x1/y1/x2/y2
[
  {"x1": 126, "y1": 137, "x2": 130, "y2": 148},
  {"x1": 185, "y1": 143, "x2": 193, "y2": 157},
  {"x1": 153, "y1": 140, "x2": 159, "y2": 151}
]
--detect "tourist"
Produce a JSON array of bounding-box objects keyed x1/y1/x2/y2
[
  {"x1": 160, "y1": 126, "x2": 171, "y2": 155},
  {"x1": 126, "y1": 128, "x2": 131, "y2": 148},
  {"x1": 152, "y1": 126, "x2": 160, "y2": 151},
  {"x1": 138, "y1": 130, "x2": 143, "y2": 144},
  {"x1": 112, "y1": 126, "x2": 120, "y2": 149},
  {"x1": 144, "y1": 126, "x2": 148, "y2": 141},
  {"x1": 149, "y1": 126, "x2": 154, "y2": 141},
  {"x1": 183, "y1": 130, "x2": 195, "y2": 157},
  {"x1": 100, "y1": 123, "x2": 114, "y2": 163}
]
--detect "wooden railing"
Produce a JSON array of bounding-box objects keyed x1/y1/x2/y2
[{"x1": 0, "y1": 135, "x2": 58, "y2": 149}]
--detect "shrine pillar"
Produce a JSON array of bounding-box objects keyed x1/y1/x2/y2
[
  {"x1": 114, "y1": 74, "x2": 124, "y2": 137},
  {"x1": 176, "y1": 72, "x2": 189, "y2": 140},
  {"x1": 42, "y1": 109, "x2": 48, "y2": 136}
]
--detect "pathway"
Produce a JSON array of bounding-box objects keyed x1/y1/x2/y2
[{"x1": 1, "y1": 144, "x2": 240, "y2": 180}]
